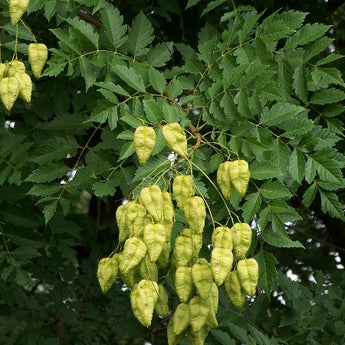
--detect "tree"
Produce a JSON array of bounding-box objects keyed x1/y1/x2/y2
[{"x1": 1, "y1": 1, "x2": 345, "y2": 344}]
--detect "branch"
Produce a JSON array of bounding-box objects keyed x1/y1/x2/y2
[
  {"x1": 77, "y1": 10, "x2": 103, "y2": 28},
  {"x1": 188, "y1": 124, "x2": 202, "y2": 157}
]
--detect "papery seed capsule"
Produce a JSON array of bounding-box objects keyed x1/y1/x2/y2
[
  {"x1": 173, "y1": 175, "x2": 195, "y2": 210},
  {"x1": 162, "y1": 191, "x2": 175, "y2": 238},
  {"x1": 212, "y1": 226, "x2": 233, "y2": 250},
  {"x1": 97, "y1": 255, "x2": 118, "y2": 293},
  {"x1": 211, "y1": 247, "x2": 234, "y2": 286},
  {"x1": 138, "y1": 255, "x2": 158, "y2": 281},
  {"x1": 167, "y1": 316, "x2": 185, "y2": 345},
  {"x1": 184, "y1": 196, "x2": 206, "y2": 235},
  {"x1": 116, "y1": 202, "x2": 130, "y2": 243},
  {"x1": 205, "y1": 299, "x2": 218, "y2": 329},
  {"x1": 225, "y1": 270, "x2": 246, "y2": 308},
  {"x1": 189, "y1": 296, "x2": 210, "y2": 332},
  {"x1": 139, "y1": 185, "x2": 163, "y2": 222},
  {"x1": 186, "y1": 325, "x2": 210, "y2": 345},
  {"x1": 9, "y1": 0, "x2": 30, "y2": 25},
  {"x1": 143, "y1": 223, "x2": 166, "y2": 262},
  {"x1": 162, "y1": 122, "x2": 188, "y2": 157},
  {"x1": 228, "y1": 160, "x2": 250, "y2": 196},
  {"x1": 14, "y1": 72, "x2": 32, "y2": 103},
  {"x1": 237, "y1": 258, "x2": 259, "y2": 296},
  {"x1": 154, "y1": 284, "x2": 169, "y2": 318},
  {"x1": 216, "y1": 161, "x2": 234, "y2": 199},
  {"x1": 157, "y1": 241, "x2": 171, "y2": 268},
  {"x1": 231, "y1": 222, "x2": 252, "y2": 259},
  {"x1": 192, "y1": 258, "x2": 213, "y2": 300},
  {"x1": 208, "y1": 282, "x2": 219, "y2": 314},
  {"x1": 0, "y1": 76, "x2": 19, "y2": 111},
  {"x1": 175, "y1": 266, "x2": 193, "y2": 303},
  {"x1": 28, "y1": 43, "x2": 48, "y2": 79},
  {"x1": 0, "y1": 64, "x2": 6, "y2": 79},
  {"x1": 133, "y1": 126, "x2": 157, "y2": 165},
  {"x1": 7, "y1": 60, "x2": 26, "y2": 76},
  {"x1": 120, "y1": 237, "x2": 147, "y2": 275},
  {"x1": 173, "y1": 234, "x2": 194, "y2": 267},
  {"x1": 125, "y1": 201, "x2": 147, "y2": 238},
  {"x1": 173, "y1": 303, "x2": 190, "y2": 334},
  {"x1": 191, "y1": 234, "x2": 202, "y2": 259}
]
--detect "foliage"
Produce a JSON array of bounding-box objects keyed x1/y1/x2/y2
[{"x1": 0, "y1": 1, "x2": 344, "y2": 344}]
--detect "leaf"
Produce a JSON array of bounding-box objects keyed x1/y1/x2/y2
[
  {"x1": 260, "y1": 181, "x2": 292, "y2": 199},
  {"x1": 201, "y1": 0, "x2": 228, "y2": 16},
  {"x1": 260, "y1": 102, "x2": 305, "y2": 126},
  {"x1": 143, "y1": 99, "x2": 163, "y2": 124},
  {"x1": 288, "y1": 149, "x2": 305, "y2": 184},
  {"x1": 311, "y1": 67, "x2": 344, "y2": 87},
  {"x1": 242, "y1": 192, "x2": 262, "y2": 223},
  {"x1": 100, "y1": 3, "x2": 127, "y2": 49},
  {"x1": 25, "y1": 163, "x2": 69, "y2": 183},
  {"x1": 302, "y1": 183, "x2": 318, "y2": 208},
  {"x1": 86, "y1": 101, "x2": 118, "y2": 124},
  {"x1": 127, "y1": 12, "x2": 154, "y2": 58},
  {"x1": 309, "y1": 88, "x2": 345, "y2": 105},
  {"x1": 255, "y1": 250, "x2": 278, "y2": 294},
  {"x1": 112, "y1": 65, "x2": 145, "y2": 93},
  {"x1": 293, "y1": 65, "x2": 308, "y2": 103},
  {"x1": 118, "y1": 142, "x2": 135, "y2": 161},
  {"x1": 27, "y1": 184, "x2": 62, "y2": 197},
  {"x1": 92, "y1": 179, "x2": 117, "y2": 197},
  {"x1": 43, "y1": 200, "x2": 58, "y2": 224},
  {"x1": 186, "y1": 0, "x2": 202, "y2": 9},
  {"x1": 15, "y1": 267, "x2": 31, "y2": 287},
  {"x1": 250, "y1": 161, "x2": 283, "y2": 180},
  {"x1": 210, "y1": 329, "x2": 235, "y2": 345},
  {"x1": 79, "y1": 57, "x2": 98, "y2": 91},
  {"x1": 147, "y1": 42, "x2": 173, "y2": 67},
  {"x1": 148, "y1": 67, "x2": 166, "y2": 94},
  {"x1": 319, "y1": 190, "x2": 345, "y2": 221}
]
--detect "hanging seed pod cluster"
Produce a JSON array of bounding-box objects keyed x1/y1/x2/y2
[{"x1": 97, "y1": 122, "x2": 259, "y2": 345}]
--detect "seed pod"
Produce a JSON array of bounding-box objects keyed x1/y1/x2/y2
[
  {"x1": 205, "y1": 299, "x2": 218, "y2": 329},
  {"x1": 191, "y1": 234, "x2": 202, "y2": 259},
  {"x1": 133, "y1": 126, "x2": 157, "y2": 165},
  {"x1": 184, "y1": 196, "x2": 206, "y2": 235},
  {"x1": 157, "y1": 241, "x2": 171, "y2": 268},
  {"x1": 216, "y1": 161, "x2": 234, "y2": 199},
  {"x1": 7, "y1": 60, "x2": 26, "y2": 76},
  {"x1": 0, "y1": 76, "x2": 19, "y2": 111},
  {"x1": 120, "y1": 237, "x2": 147, "y2": 275},
  {"x1": 116, "y1": 202, "x2": 131, "y2": 243},
  {"x1": 28, "y1": 43, "x2": 48, "y2": 79},
  {"x1": 173, "y1": 234, "x2": 194, "y2": 267},
  {"x1": 237, "y1": 258, "x2": 259, "y2": 296},
  {"x1": 228, "y1": 160, "x2": 250, "y2": 196},
  {"x1": 173, "y1": 303, "x2": 190, "y2": 334},
  {"x1": 167, "y1": 316, "x2": 185, "y2": 345},
  {"x1": 118, "y1": 255, "x2": 139, "y2": 288},
  {"x1": 0, "y1": 64, "x2": 6, "y2": 79},
  {"x1": 143, "y1": 223, "x2": 166, "y2": 262},
  {"x1": 212, "y1": 226, "x2": 232, "y2": 250},
  {"x1": 139, "y1": 185, "x2": 163, "y2": 222},
  {"x1": 224, "y1": 270, "x2": 246, "y2": 308},
  {"x1": 192, "y1": 258, "x2": 213, "y2": 300},
  {"x1": 211, "y1": 247, "x2": 234, "y2": 286},
  {"x1": 138, "y1": 255, "x2": 158, "y2": 282},
  {"x1": 231, "y1": 222, "x2": 252, "y2": 259},
  {"x1": 130, "y1": 279, "x2": 159, "y2": 327},
  {"x1": 186, "y1": 325, "x2": 210, "y2": 345},
  {"x1": 14, "y1": 73, "x2": 32, "y2": 103},
  {"x1": 154, "y1": 284, "x2": 169, "y2": 317},
  {"x1": 125, "y1": 201, "x2": 148, "y2": 238},
  {"x1": 173, "y1": 175, "x2": 195, "y2": 210},
  {"x1": 189, "y1": 296, "x2": 210, "y2": 332},
  {"x1": 162, "y1": 122, "x2": 188, "y2": 157},
  {"x1": 175, "y1": 266, "x2": 193, "y2": 303},
  {"x1": 9, "y1": 0, "x2": 30, "y2": 25},
  {"x1": 97, "y1": 255, "x2": 118, "y2": 293},
  {"x1": 162, "y1": 191, "x2": 174, "y2": 238},
  {"x1": 208, "y1": 282, "x2": 219, "y2": 314}
]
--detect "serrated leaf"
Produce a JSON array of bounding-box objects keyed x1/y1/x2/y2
[
  {"x1": 311, "y1": 67, "x2": 344, "y2": 86},
  {"x1": 260, "y1": 181, "x2": 292, "y2": 199},
  {"x1": 302, "y1": 183, "x2": 318, "y2": 208},
  {"x1": 147, "y1": 42, "x2": 173, "y2": 67},
  {"x1": 309, "y1": 88, "x2": 345, "y2": 105},
  {"x1": 112, "y1": 65, "x2": 145, "y2": 93},
  {"x1": 100, "y1": 3, "x2": 127, "y2": 49},
  {"x1": 260, "y1": 102, "x2": 305, "y2": 126},
  {"x1": 79, "y1": 57, "x2": 98, "y2": 91},
  {"x1": 288, "y1": 149, "x2": 305, "y2": 184},
  {"x1": 282, "y1": 117, "x2": 314, "y2": 138},
  {"x1": 316, "y1": 53, "x2": 344, "y2": 66},
  {"x1": 92, "y1": 179, "x2": 117, "y2": 197},
  {"x1": 186, "y1": 0, "x2": 201, "y2": 9},
  {"x1": 15, "y1": 267, "x2": 31, "y2": 287},
  {"x1": 86, "y1": 101, "x2": 117, "y2": 124},
  {"x1": 143, "y1": 99, "x2": 162, "y2": 124},
  {"x1": 210, "y1": 329, "x2": 235, "y2": 345},
  {"x1": 43, "y1": 200, "x2": 58, "y2": 224},
  {"x1": 272, "y1": 139, "x2": 291, "y2": 175},
  {"x1": 250, "y1": 161, "x2": 283, "y2": 180},
  {"x1": 132, "y1": 156, "x2": 170, "y2": 183},
  {"x1": 119, "y1": 141, "x2": 135, "y2": 161},
  {"x1": 201, "y1": 0, "x2": 227, "y2": 16},
  {"x1": 242, "y1": 192, "x2": 262, "y2": 223},
  {"x1": 127, "y1": 12, "x2": 154, "y2": 58},
  {"x1": 319, "y1": 190, "x2": 345, "y2": 221},
  {"x1": 25, "y1": 163, "x2": 69, "y2": 183},
  {"x1": 27, "y1": 184, "x2": 62, "y2": 197},
  {"x1": 255, "y1": 250, "x2": 278, "y2": 294},
  {"x1": 293, "y1": 65, "x2": 308, "y2": 103},
  {"x1": 148, "y1": 67, "x2": 166, "y2": 94}
]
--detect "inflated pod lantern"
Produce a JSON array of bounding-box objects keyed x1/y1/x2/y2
[
  {"x1": 192, "y1": 258, "x2": 213, "y2": 300},
  {"x1": 173, "y1": 303, "x2": 190, "y2": 334},
  {"x1": 28, "y1": 43, "x2": 48, "y2": 79},
  {"x1": 173, "y1": 174, "x2": 195, "y2": 210},
  {"x1": 237, "y1": 258, "x2": 259, "y2": 296},
  {"x1": 133, "y1": 125, "x2": 157, "y2": 165},
  {"x1": 143, "y1": 223, "x2": 166, "y2": 262},
  {"x1": 119, "y1": 237, "x2": 147, "y2": 275},
  {"x1": 97, "y1": 255, "x2": 118, "y2": 293},
  {"x1": 9, "y1": 0, "x2": 30, "y2": 25},
  {"x1": 231, "y1": 222, "x2": 252, "y2": 259},
  {"x1": 162, "y1": 122, "x2": 188, "y2": 157},
  {"x1": 212, "y1": 226, "x2": 233, "y2": 250},
  {"x1": 228, "y1": 160, "x2": 250, "y2": 196},
  {"x1": 184, "y1": 196, "x2": 206, "y2": 235},
  {"x1": 174, "y1": 266, "x2": 193, "y2": 303},
  {"x1": 211, "y1": 247, "x2": 234, "y2": 286},
  {"x1": 139, "y1": 184, "x2": 163, "y2": 222},
  {"x1": 154, "y1": 284, "x2": 169, "y2": 318},
  {"x1": 0, "y1": 76, "x2": 19, "y2": 111},
  {"x1": 189, "y1": 296, "x2": 210, "y2": 332},
  {"x1": 225, "y1": 270, "x2": 246, "y2": 308}
]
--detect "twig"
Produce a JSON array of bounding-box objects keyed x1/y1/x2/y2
[
  {"x1": 188, "y1": 124, "x2": 202, "y2": 157},
  {"x1": 77, "y1": 10, "x2": 103, "y2": 28},
  {"x1": 32, "y1": 313, "x2": 60, "y2": 333}
]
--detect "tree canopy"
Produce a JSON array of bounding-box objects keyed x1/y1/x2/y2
[{"x1": 0, "y1": 1, "x2": 345, "y2": 345}]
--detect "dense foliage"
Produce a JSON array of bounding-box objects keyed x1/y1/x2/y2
[{"x1": 1, "y1": 1, "x2": 344, "y2": 344}]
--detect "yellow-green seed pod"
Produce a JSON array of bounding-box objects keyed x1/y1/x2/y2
[
  {"x1": 9, "y1": 0, "x2": 30, "y2": 25},
  {"x1": 167, "y1": 316, "x2": 185, "y2": 345},
  {"x1": 157, "y1": 241, "x2": 171, "y2": 268},
  {"x1": 0, "y1": 76, "x2": 19, "y2": 111},
  {"x1": 120, "y1": 237, "x2": 147, "y2": 275},
  {"x1": 225, "y1": 270, "x2": 246, "y2": 308},
  {"x1": 184, "y1": 196, "x2": 206, "y2": 235},
  {"x1": 209, "y1": 282, "x2": 219, "y2": 314},
  {"x1": 14, "y1": 72, "x2": 32, "y2": 103},
  {"x1": 133, "y1": 126, "x2": 157, "y2": 165},
  {"x1": 130, "y1": 279, "x2": 159, "y2": 327},
  {"x1": 228, "y1": 160, "x2": 250, "y2": 196},
  {"x1": 211, "y1": 247, "x2": 234, "y2": 286},
  {"x1": 162, "y1": 191, "x2": 175, "y2": 239},
  {"x1": 205, "y1": 299, "x2": 218, "y2": 329},
  {"x1": 231, "y1": 222, "x2": 252, "y2": 259},
  {"x1": 118, "y1": 259, "x2": 139, "y2": 288},
  {"x1": 192, "y1": 258, "x2": 213, "y2": 300},
  {"x1": 124, "y1": 201, "x2": 147, "y2": 238},
  {"x1": 173, "y1": 175, "x2": 195, "y2": 210},
  {"x1": 175, "y1": 266, "x2": 193, "y2": 303},
  {"x1": 189, "y1": 296, "x2": 210, "y2": 332},
  {"x1": 212, "y1": 226, "x2": 233, "y2": 250},
  {"x1": 116, "y1": 202, "x2": 130, "y2": 243},
  {"x1": 139, "y1": 185, "x2": 163, "y2": 222},
  {"x1": 173, "y1": 303, "x2": 190, "y2": 334},
  {"x1": 173, "y1": 234, "x2": 194, "y2": 267},
  {"x1": 143, "y1": 223, "x2": 166, "y2": 262},
  {"x1": 154, "y1": 284, "x2": 169, "y2": 317},
  {"x1": 97, "y1": 255, "x2": 118, "y2": 293},
  {"x1": 0, "y1": 64, "x2": 6, "y2": 79},
  {"x1": 237, "y1": 258, "x2": 259, "y2": 296},
  {"x1": 7, "y1": 60, "x2": 26, "y2": 76},
  {"x1": 186, "y1": 325, "x2": 210, "y2": 345},
  {"x1": 162, "y1": 122, "x2": 188, "y2": 157},
  {"x1": 216, "y1": 161, "x2": 234, "y2": 199},
  {"x1": 138, "y1": 255, "x2": 158, "y2": 282},
  {"x1": 191, "y1": 234, "x2": 203, "y2": 259},
  {"x1": 28, "y1": 43, "x2": 48, "y2": 79}
]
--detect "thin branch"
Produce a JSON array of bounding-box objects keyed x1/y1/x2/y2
[
  {"x1": 32, "y1": 313, "x2": 60, "y2": 333},
  {"x1": 188, "y1": 124, "x2": 202, "y2": 157},
  {"x1": 77, "y1": 10, "x2": 103, "y2": 28}
]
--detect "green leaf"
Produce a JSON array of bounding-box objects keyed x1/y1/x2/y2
[
  {"x1": 260, "y1": 102, "x2": 305, "y2": 126},
  {"x1": 86, "y1": 101, "x2": 118, "y2": 124},
  {"x1": 25, "y1": 163, "x2": 69, "y2": 183},
  {"x1": 260, "y1": 181, "x2": 292, "y2": 199},
  {"x1": 210, "y1": 329, "x2": 235, "y2": 345},
  {"x1": 309, "y1": 88, "x2": 345, "y2": 105},
  {"x1": 119, "y1": 142, "x2": 135, "y2": 161},
  {"x1": 112, "y1": 65, "x2": 145, "y2": 93},
  {"x1": 288, "y1": 149, "x2": 305, "y2": 184},
  {"x1": 242, "y1": 192, "x2": 262, "y2": 223},
  {"x1": 79, "y1": 57, "x2": 98, "y2": 91},
  {"x1": 255, "y1": 250, "x2": 278, "y2": 294},
  {"x1": 148, "y1": 67, "x2": 166, "y2": 94},
  {"x1": 43, "y1": 200, "x2": 58, "y2": 224},
  {"x1": 282, "y1": 117, "x2": 314, "y2": 138},
  {"x1": 127, "y1": 12, "x2": 154, "y2": 58},
  {"x1": 186, "y1": 0, "x2": 202, "y2": 9},
  {"x1": 302, "y1": 183, "x2": 318, "y2": 208},
  {"x1": 293, "y1": 65, "x2": 308, "y2": 103},
  {"x1": 92, "y1": 179, "x2": 117, "y2": 197},
  {"x1": 311, "y1": 67, "x2": 344, "y2": 87},
  {"x1": 27, "y1": 184, "x2": 62, "y2": 197},
  {"x1": 147, "y1": 42, "x2": 173, "y2": 67},
  {"x1": 143, "y1": 99, "x2": 163, "y2": 124},
  {"x1": 250, "y1": 161, "x2": 283, "y2": 180},
  {"x1": 15, "y1": 267, "x2": 31, "y2": 287},
  {"x1": 319, "y1": 190, "x2": 345, "y2": 221},
  {"x1": 100, "y1": 3, "x2": 127, "y2": 49},
  {"x1": 201, "y1": 0, "x2": 228, "y2": 16}
]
